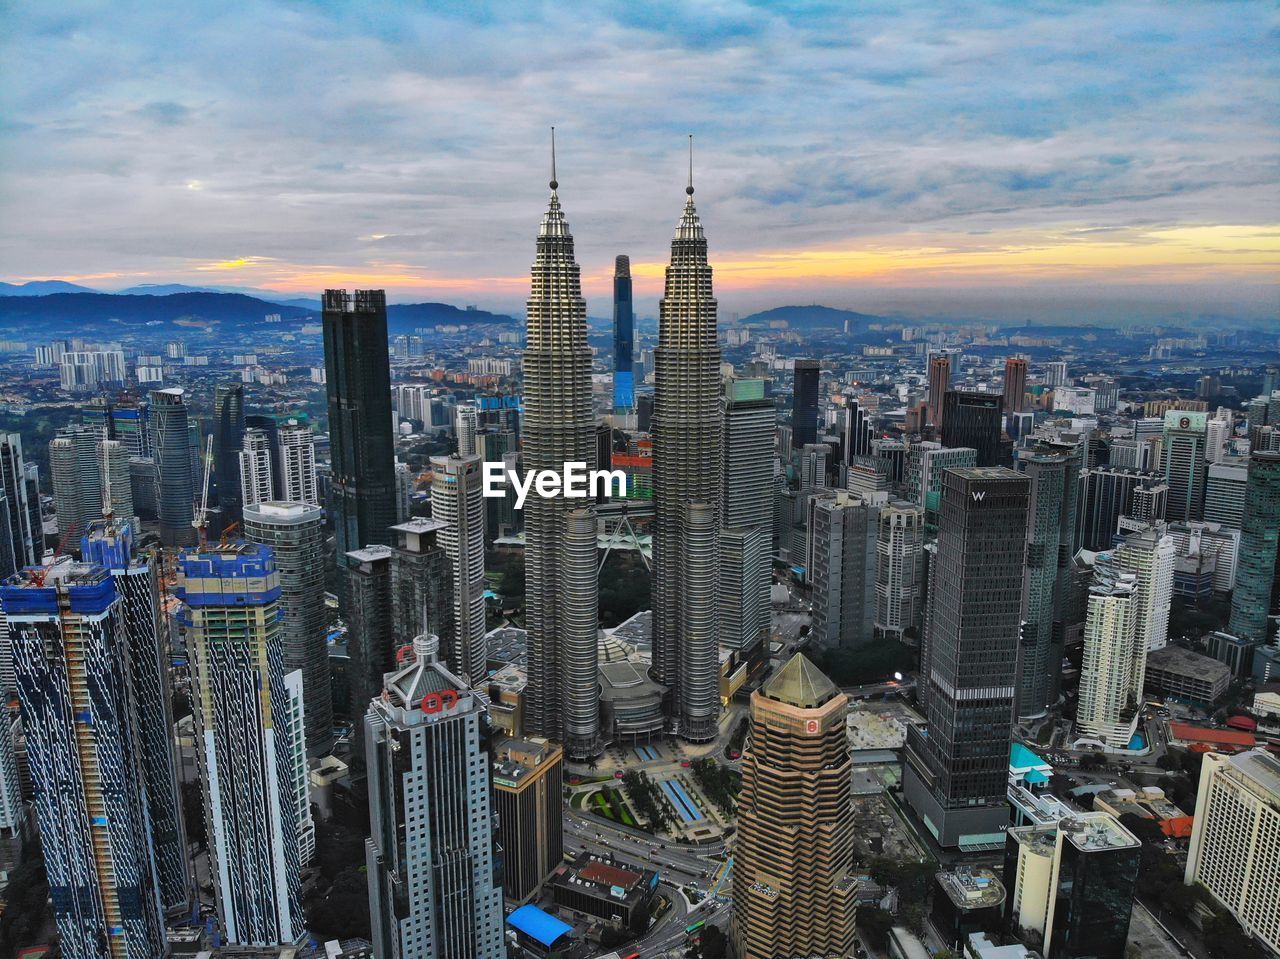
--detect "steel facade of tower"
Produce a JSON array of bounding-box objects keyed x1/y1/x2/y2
[
  {"x1": 323, "y1": 289, "x2": 398, "y2": 568},
  {"x1": 2, "y1": 562, "x2": 168, "y2": 959},
  {"x1": 429, "y1": 455, "x2": 487, "y2": 685},
  {"x1": 520, "y1": 173, "x2": 602, "y2": 758},
  {"x1": 243, "y1": 501, "x2": 333, "y2": 756},
  {"x1": 613, "y1": 254, "x2": 635, "y2": 412},
  {"x1": 720, "y1": 377, "x2": 775, "y2": 651},
  {"x1": 652, "y1": 177, "x2": 722, "y2": 741},
  {"x1": 1228, "y1": 451, "x2": 1280, "y2": 644},
  {"x1": 905, "y1": 467, "x2": 1030, "y2": 848},
  {"x1": 1003, "y1": 356, "x2": 1028, "y2": 415},
  {"x1": 365, "y1": 634, "x2": 504, "y2": 959},
  {"x1": 177, "y1": 543, "x2": 305, "y2": 947},
  {"x1": 81, "y1": 520, "x2": 192, "y2": 917},
  {"x1": 213, "y1": 383, "x2": 245, "y2": 532},
  {"x1": 790, "y1": 359, "x2": 820, "y2": 448},
  {"x1": 927, "y1": 354, "x2": 952, "y2": 428},
  {"x1": 1015, "y1": 444, "x2": 1081, "y2": 719},
  {"x1": 941, "y1": 390, "x2": 1004, "y2": 467},
  {"x1": 149, "y1": 387, "x2": 196, "y2": 547}
]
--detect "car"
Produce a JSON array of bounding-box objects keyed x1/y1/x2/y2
[
  {"x1": 680, "y1": 760, "x2": 691, "y2": 767},
  {"x1": 615, "y1": 771, "x2": 625, "y2": 779}
]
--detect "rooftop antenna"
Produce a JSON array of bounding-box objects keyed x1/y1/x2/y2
[
  {"x1": 550, "y1": 126, "x2": 558, "y2": 191},
  {"x1": 687, "y1": 133, "x2": 694, "y2": 197}
]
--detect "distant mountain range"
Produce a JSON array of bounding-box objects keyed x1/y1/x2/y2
[
  {"x1": 0, "y1": 280, "x2": 101, "y2": 296},
  {"x1": 0, "y1": 291, "x2": 518, "y2": 336},
  {"x1": 738, "y1": 304, "x2": 886, "y2": 330}
]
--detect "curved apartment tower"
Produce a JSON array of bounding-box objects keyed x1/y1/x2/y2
[
  {"x1": 653, "y1": 159, "x2": 721, "y2": 741},
  {"x1": 521, "y1": 160, "x2": 602, "y2": 759}
]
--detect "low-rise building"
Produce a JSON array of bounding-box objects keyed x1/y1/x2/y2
[
  {"x1": 1143, "y1": 645, "x2": 1231, "y2": 705},
  {"x1": 547, "y1": 851, "x2": 658, "y2": 936},
  {"x1": 931, "y1": 867, "x2": 1005, "y2": 949}
]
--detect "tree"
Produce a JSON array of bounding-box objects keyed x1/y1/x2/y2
[{"x1": 857, "y1": 907, "x2": 894, "y2": 949}]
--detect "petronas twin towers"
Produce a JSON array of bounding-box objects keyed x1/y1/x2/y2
[{"x1": 523, "y1": 140, "x2": 721, "y2": 757}]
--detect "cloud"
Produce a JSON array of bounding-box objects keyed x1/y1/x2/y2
[{"x1": 0, "y1": 0, "x2": 1276, "y2": 320}]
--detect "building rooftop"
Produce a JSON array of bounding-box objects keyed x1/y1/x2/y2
[
  {"x1": 506, "y1": 905, "x2": 572, "y2": 948},
  {"x1": 1168, "y1": 721, "x2": 1256, "y2": 749},
  {"x1": 762, "y1": 653, "x2": 840, "y2": 709},
  {"x1": 1227, "y1": 748, "x2": 1280, "y2": 799},
  {"x1": 935, "y1": 866, "x2": 1005, "y2": 910},
  {"x1": 389, "y1": 517, "x2": 448, "y2": 535},
  {"x1": 1146, "y1": 645, "x2": 1232, "y2": 683},
  {"x1": 344, "y1": 544, "x2": 393, "y2": 564}
]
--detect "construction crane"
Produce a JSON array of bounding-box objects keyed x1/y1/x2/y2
[
  {"x1": 218, "y1": 520, "x2": 240, "y2": 547},
  {"x1": 193, "y1": 434, "x2": 214, "y2": 547},
  {"x1": 30, "y1": 521, "x2": 76, "y2": 587}
]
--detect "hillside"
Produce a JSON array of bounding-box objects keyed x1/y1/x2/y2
[{"x1": 738, "y1": 305, "x2": 885, "y2": 330}]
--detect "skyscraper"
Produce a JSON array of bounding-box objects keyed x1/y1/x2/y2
[
  {"x1": 875, "y1": 499, "x2": 925, "y2": 643},
  {"x1": 841, "y1": 398, "x2": 873, "y2": 465},
  {"x1": 81, "y1": 519, "x2": 191, "y2": 916},
  {"x1": 1015, "y1": 444, "x2": 1080, "y2": 718},
  {"x1": 243, "y1": 501, "x2": 332, "y2": 756},
  {"x1": 1116, "y1": 522, "x2": 1175, "y2": 653},
  {"x1": 1204, "y1": 458, "x2": 1248, "y2": 529},
  {"x1": 520, "y1": 157, "x2": 602, "y2": 758},
  {"x1": 927, "y1": 354, "x2": 952, "y2": 428},
  {"x1": 365, "y1": 632, "x2": 504, "y2": 959},
  {"x1": 324, "y1": 289, "x2": 397, "y2": 569},
  {"x1": 0, "y1": 434, "x2": 41, "y2": 572},
  {"x1": 612, "y1": 254, "x2": 635, "y2": 413},
  {"x1": 239, "y1": 427, "x2": 275, "y2": 508},
  {"x1": 212, "y1": 383, "x2": 245, "y2": 532},
  {"x1": 149, "y1": 387, "x2": 196, "y2": 547},
  {"x1": 1004, "y1": 812, "x2": 1141, "y2": 959},
  {"x1": 809, "y1": 490, "x2": 880, "y2": 651},
  {"x1": 389, "y1": 517, "x2": 454, "y2": 670},
  {"x1": 49, "y1": 425, "x2": 103, "y2": 547},
  {"x1": 732, "y1": 655, "x2": 858, "y2": 959},
  {"x1": 342, "y1": 544, "x2": 394, "y2": 761},
  {"x1": 1162, "y1": 410, "x2": 1208, "y2": 522},
  {"x1": 905, "y1": 467, "x2": 1029, "y2": 848},
  {"x1": 1075, "y1": 466, "x2": 1164, "y2": 552},
  {"x1": 1228, "y1": 451, "x2": 1280, "y2": 645},
  {"x1": 3, "y1": 561, "x2": 168, "y2": 959},
  {"x1": 454, "y1": 403, "x2": 479, "y2": 457},
  {"x1": 720, "y1": 377, "x2": 774, "y2": 651},
  {"x1": 1077, "y1": 559, "x2": 1143, "y2": 747},
  {"x1": 652, "y1": 158, "x2": 721, "y2": 742},
  {"x1": 941, "y1": 390, "x2": 1004, "y2": 467},
  {"x1": 1003, "y1": 356, "x2": 1028, "y2": 415},
  {"x1": 177, "y1": 543, "x2": 305, "y2": 947},
  {"x1": 429, "y1": 454, "x2": 487, "y2": 685},
  {"x1": 1184, "y1": 749, "x2": 1280, "y2": 957},
  {"x1": 791, "y1": 359, "x2": 820, "y2": 448},
  {"x1": 278, "y1": 420, "x2": 319, "y2": 505},
  {"x1": 491, "y1": 737, "x2": 564, "y2": 903}
]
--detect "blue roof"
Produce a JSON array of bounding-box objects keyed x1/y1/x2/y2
[
  {"x1": 1024, "y1": 769, "x2": 1050, "y2": 784},
  {"x1": 1010, "y1": 742, "x2": 1050, "y2": 770},
  {"x1": 507, "y1": 905, "x2": 572, "y2": 947}
]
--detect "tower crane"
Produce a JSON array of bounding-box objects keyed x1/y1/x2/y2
[{"x1": 193, "y1": 434, "x2": 214, "y2": 547}]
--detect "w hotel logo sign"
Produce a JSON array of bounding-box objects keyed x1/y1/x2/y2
[{"x1": 971, "y1": 490, "x2": 986, "y2": 502}]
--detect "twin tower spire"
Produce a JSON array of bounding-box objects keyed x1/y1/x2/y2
[{"x1": 523, "y1": 129, "x2": 721, "y2": 755}]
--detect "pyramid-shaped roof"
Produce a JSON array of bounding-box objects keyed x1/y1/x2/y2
[{"x1": 762, "y1": 654, "x2": 840, "y2": 709}]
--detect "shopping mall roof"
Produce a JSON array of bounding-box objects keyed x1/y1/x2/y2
[{"x1": 507, "y1": 905, "x2": 572, "y2": 948}]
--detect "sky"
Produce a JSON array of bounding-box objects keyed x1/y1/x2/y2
[{"x1": 2, "y1": 1, "x2": 1278, "y2": 323}]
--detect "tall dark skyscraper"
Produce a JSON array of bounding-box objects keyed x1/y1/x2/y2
[
  {"x1": 1015, "y1": 444, "x2": 1081, "y2": 719},
  {"x1": 941, "y1": 391, "x2": 1004, "y2": 467},
  {"x1": 521, "y1": 157, "x2": 602, "y2": 758},
  {"x1": 1003, "y1": 356, "x2": 1028, "y2": 415},
  {"x1": 653, "y1": 156, "x2": 722, "y2": 742},
  {"x1": 149, "y1": 387, "x2": 196, "y2": 547},
  {"x1": 1075, "y1": 466, "x2": 1164, "y2": 552},
  {"x1": 905, "y1": 467, "x2": 1029, "y2": 848},
  {"x1": 927, "y1": 354, "x2": 952, "y2": 428},
  {"x1": 791, "y1": 359, "x2": 820, "y2": 449},
  {"x1": 213, "y1": 383, "x2": 245, "y2": 532},
  {"x1": 1228, "y1": 451, "x2": 1280, "y2": 645},
  {"x1": 612, "y1": 254, "x2": 635, "y2": 413},
  {"x1": 323, "y1": 289, "x2": 397, "y2": 568}
]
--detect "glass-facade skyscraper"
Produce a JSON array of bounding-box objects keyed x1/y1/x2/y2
[
  {"x1": 1228, "y1": 450, "x2": 1280, "y2": 645},
  {"x1": 323, "y1": 289, "x2": 398, "y2": 570},
  {"x1": 612, "y1": 254, "x2": 634, "y2": 413},
  {"x1": 149, "y1": 387, "x2": 196, "y2": 547},
  {"x1": 905, "y1": 467, "x2": 1029, "y2": 848}
]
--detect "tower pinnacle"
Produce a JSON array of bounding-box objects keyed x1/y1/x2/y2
[
  {"x1": 687, "y1": 134, "x2": 694, "y2": 196},
  {"x1": 550, "y1": 126, "x2": 558, "y2": 191}
]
